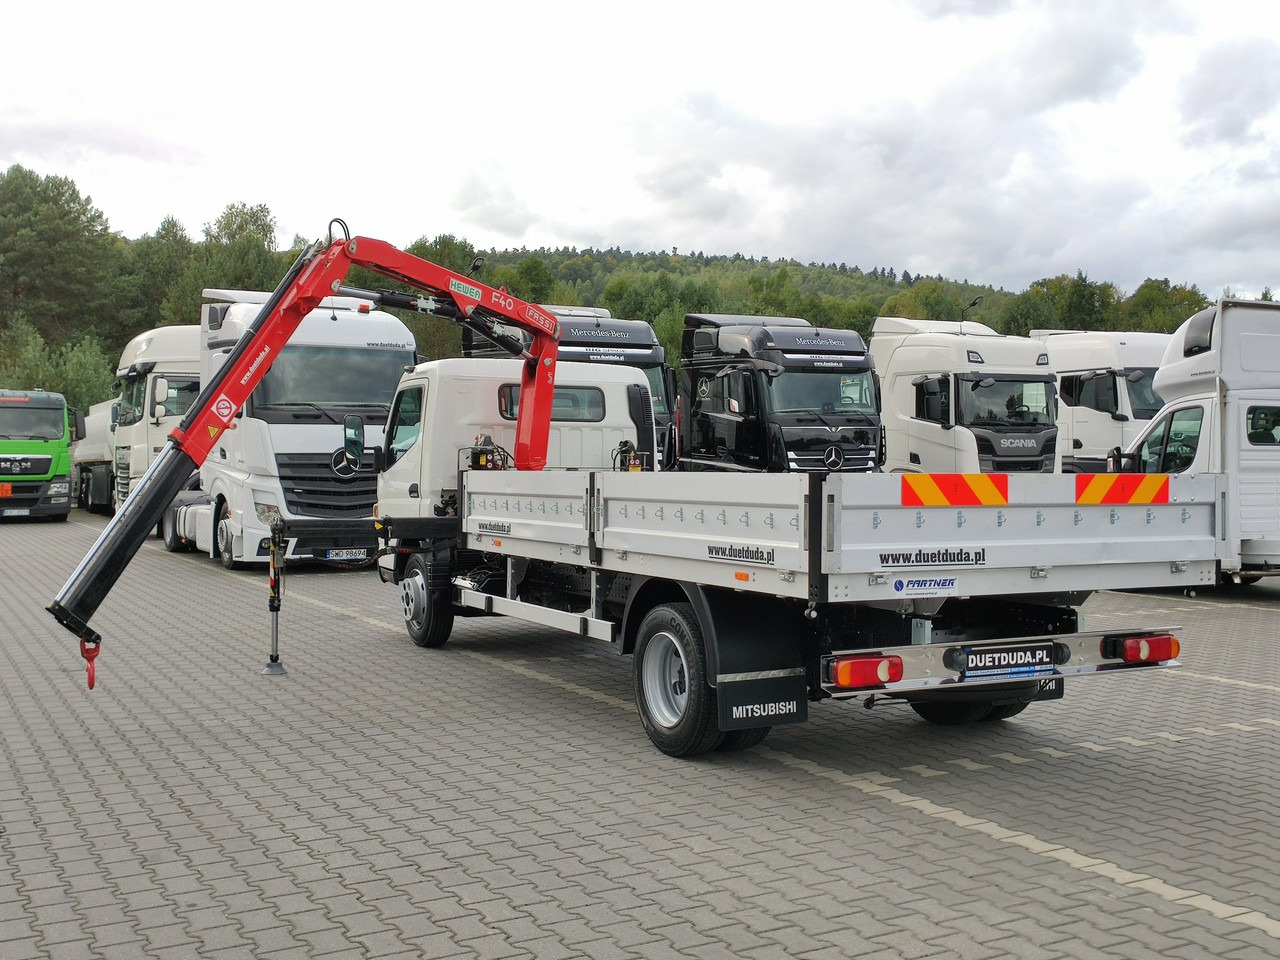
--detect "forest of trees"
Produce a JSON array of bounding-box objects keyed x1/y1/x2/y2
[{"x1": 0, "y1": 163, "x2": 1254, "y2": 411}]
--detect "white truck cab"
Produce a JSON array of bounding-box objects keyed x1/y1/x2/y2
[
  {"x1": 870, "y1": 318, "x2": 1058, "y2": 473},
  {"x1": 1031, "y1": 330, "x2": 1170, "y2": 472},
  {"x1": 1119, "y1": 299, "x2": 1280, "y2": 580}
]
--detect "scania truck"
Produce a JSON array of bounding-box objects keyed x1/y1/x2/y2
[
  {"x1": 1, "y1": 389, "x2": 82, "y2": 521},
  {"x1": 49, "y1": 232, "x2": 1214, "y2": 756},
  {"x1": 679, "y1": 314, "x2": 882, "y2": 473},
  {"x1": 870, "y1": 317, "x2": 1059, "y2": 473}
]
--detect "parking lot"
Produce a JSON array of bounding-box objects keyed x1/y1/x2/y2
[{"x1": 2, "y1": 510, "x2": 1279, "y2": 959}]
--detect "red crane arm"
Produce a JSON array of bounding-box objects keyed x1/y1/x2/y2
[{"x1": 173, "y1": 236, "x2": 561, "y2": 470}]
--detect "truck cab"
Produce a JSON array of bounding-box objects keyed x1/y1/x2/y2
[
  {"x1": 179, "y1": 289, "x2": 415, "y2": 567},
  {"x1": 1031, "y1": 329, "x2": 1169, "y2": 472},
  {"x1": 463, "y1": 307, "x2": 677, "y2": 469},
  {"x1": 870, "y1": 317, "x2": 1058, "y2": 473},
  {"x1": 679, "y1": 314, "x2": 881, "y2": 473},
  {"x1": 0, "y1": 389, "x2": 82, "y2": 521},
  {"x1": 1117, "y1": 299, "x2": 1280, "y2": 579},
  {"x1": 111, "y1": 325, "x2": 200, "y2": 511}
]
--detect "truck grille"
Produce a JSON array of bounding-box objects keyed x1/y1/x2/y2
[
  {"x1": 0, "y1": 455, "x2": 51, "y2": 476},
  {"x1": 275, "y1": 453, "x2": 377, "y2": 518}
]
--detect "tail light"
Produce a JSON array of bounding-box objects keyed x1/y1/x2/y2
[
  {"x1": 1102, "y1": 633, "x2": 1180, "y2": 663},
  {"x1": 831, "y1": 655, "x2": 904, "y2": 689}
]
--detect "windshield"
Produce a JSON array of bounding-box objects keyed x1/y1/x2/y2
[
  {"x1": 1125, "y1": 367, "x2": 1161, "y2": 419},
  {"x1": 253, "y1": 345, "x2": 414, "y2": 411},
  {"x1": 765, "y1": 369, "x2": 877, "y2": 416},
  {"x1": 0, "y1": 402, "x2": 64, "y2": 439},
  {"x1": 957, "y1": 377, "x2": 1055, "y2": 428},
  {"x1": 642, "y1": 366, "x2": 670, "y2": 416}
]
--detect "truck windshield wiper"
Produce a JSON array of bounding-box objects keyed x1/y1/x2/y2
[{"x1": 272, "y1": 402, "x2": 340, "y2": 424}]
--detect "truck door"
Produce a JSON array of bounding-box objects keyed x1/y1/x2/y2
[
  {"x1": 379, "y1": 384, "x2": 426, "y2": 518},
  {"x1": 906, "y1": 375, "x2": 958, "y2": 472}
]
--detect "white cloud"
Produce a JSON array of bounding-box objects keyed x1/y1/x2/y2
[{"x1": 3, "y1": 0, "x2": 1280, "y2": 297}]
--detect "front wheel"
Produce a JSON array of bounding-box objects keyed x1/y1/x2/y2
[
  {"x1": 633, "y1": 603, "x2": 723, "y2": 757},
  {"x1": 215, "y1": 501, "x2": 240, "y2": 570},
  {"x1": 401, "y1": 554, "x2": 454, "y2": 648}
]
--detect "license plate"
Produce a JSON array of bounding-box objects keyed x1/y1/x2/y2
[
  {"x1": 326, "y1": 548, "x2": 367, "y2": 560},
  {"x1": 0, "y1": 483, "x2": 11, "y2": 497},
  {"x1": 3, "y1": 507, "x2": 30, "y2": 517},
  {"x1": 962, "y1": 642, "x2": 1056, "y2": 680}
]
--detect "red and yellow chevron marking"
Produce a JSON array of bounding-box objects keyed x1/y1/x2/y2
[
  {"x1": 1075, "y1": 473, "x2": 1170, "y2": 505},
  {"x1": 901, "y1": 473, "x2": 1009, "y2": 507}
]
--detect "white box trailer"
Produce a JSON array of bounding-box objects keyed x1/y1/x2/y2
[
  {"x1": 1031, "y1": 330, "x2": 1170, "y2": 472},
  {"x1": 1117, "y1": 299, "x2": 1280, "y2": 582}
]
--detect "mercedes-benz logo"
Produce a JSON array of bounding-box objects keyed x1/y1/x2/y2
[
  {"x1": 823, "y1": 445, "x2": 845, "y2": 470},
  {"x1": 330, "y1": 448, "x2": 357, "y2": 480}
]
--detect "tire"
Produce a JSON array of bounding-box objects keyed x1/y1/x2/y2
[
  {"x1": 401, "y1": 554, "x2": 454, "y2": 648},
  {"x1": 215, "y1": 501, "x2": 240, "y2": 570},
  {"x1": 76, "y1": 474, "x2": 88, "y2": 511},
  {"x1": 633, "y1": 603, "x2": 724, "y2": 757},
  {"x1": 981, "y1": 702, "x2": 1030, "y2": 722},
  {"x1": 717, "y1": 726, "x2": 771, "y2": 752},
  {"x1": 161, "y1": 511, "x2": 184, "y2": 552},
  {"x1": 909, "y1": 700, "x2": 993, "y2": 725}
]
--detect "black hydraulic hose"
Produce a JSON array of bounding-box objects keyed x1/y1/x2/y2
[{"x1": 47, "y1": 243, "x2": 320, "y2": 645}]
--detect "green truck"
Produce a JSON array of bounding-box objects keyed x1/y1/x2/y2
[{"x1": 0, "y1": 389, "x2": 84, "y2": 521}]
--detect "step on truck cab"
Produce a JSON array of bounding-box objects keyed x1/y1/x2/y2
[
  {"x1": 463, "y1": 306, "x2": 677, "y2": 468},
  {"x1": 1113, "y1": 299, "x2": 1280, "y2": 582},
  {"x1": 0, "y1": 389, "x2": 83, "y2": 521},
  {"x1": 164, "y1": 289, "x2": 415, "y2": 567},
  {"x1": 679, "y1": 314, "x2": 882, "y2": 473},
  {"x1": 1031, "y1": 329, "x2": 1170, "y2": 473},
  {"x1": 871, "y1": 317, "x2": 1059, "y2": 473}
]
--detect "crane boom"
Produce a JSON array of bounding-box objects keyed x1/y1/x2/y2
[{"x1": 48, "y1": 233, "x2": 560, "y2": 665}]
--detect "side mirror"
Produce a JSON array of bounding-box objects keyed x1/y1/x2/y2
[
  {"x1": 1106, "y1": 446, "x2": 1141, "y2": 474},
  {"x1": 151, "y1": 377, "x2": 169, "y2": 423},
  {"x1": 342, "y1": 414, "x2": 365, "y2": 470},
  {"x1": 74, "y1": 410, "x2": 87, "y2": 442},
  {"x1": 109, "y1": 401, "x2": 119, "y2": 432}
]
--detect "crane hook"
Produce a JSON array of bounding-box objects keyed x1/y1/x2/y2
[{"x1": 80, "y1": 640, "x2": 100, "y2": 690}]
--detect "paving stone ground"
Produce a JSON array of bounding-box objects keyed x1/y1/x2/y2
[{"x1": 2, "y1": 512, "x2": 1278, "y2": 959}]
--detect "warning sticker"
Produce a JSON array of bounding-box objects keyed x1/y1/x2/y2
[{"x1": 213, "y1": 395, "x2": 236, "y2": 423}]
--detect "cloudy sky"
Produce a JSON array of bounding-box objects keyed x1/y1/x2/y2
[{"x1": 4, "y1": 0, "x2": 1279, "y2": 297}]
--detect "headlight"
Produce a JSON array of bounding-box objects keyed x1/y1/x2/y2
[
  {"x1": 254, "y1": 502, "x2": 282, "y2": 525},
  {"x1": 48, "y1": 481, "x2": 70, "y2": 495}
]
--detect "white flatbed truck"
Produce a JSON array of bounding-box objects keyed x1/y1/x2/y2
[{"x1": 50, "y1": 232, "x2": 1217, "y2": 755}]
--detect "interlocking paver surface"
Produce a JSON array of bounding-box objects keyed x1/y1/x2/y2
[{"x1": 2, "y1": 512, "x2": 1278, "y2": 958}]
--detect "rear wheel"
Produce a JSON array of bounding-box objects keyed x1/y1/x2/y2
[
  {"x1": 717, "y1": 726, "x2": 771, "y2": 752},
  {"x1": 909, "y1": 700, "x2": 993, "y2": 725},
  {"x1": 634, "y1": 603, "x2": 723, "y2": 757},
  {"x1": 981, "y1": 701, "x2": 1030, "y2": 722},
  {"x1": 161, "y1": 511, "x2": 185, "y2": 552},
  {"x1": 401, "y1": 554, "x2": 454, "y2": 648}
]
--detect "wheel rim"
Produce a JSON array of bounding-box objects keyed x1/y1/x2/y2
[
  {"x1": 217, "y1": 518, "x2": 232, "y2": 556},
  {"x1": 402, "y1": 570, "x2": 427, "y2": 631},
  {"x1": 641, "y1": 631, "x2": 689, "y2": 729}
]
